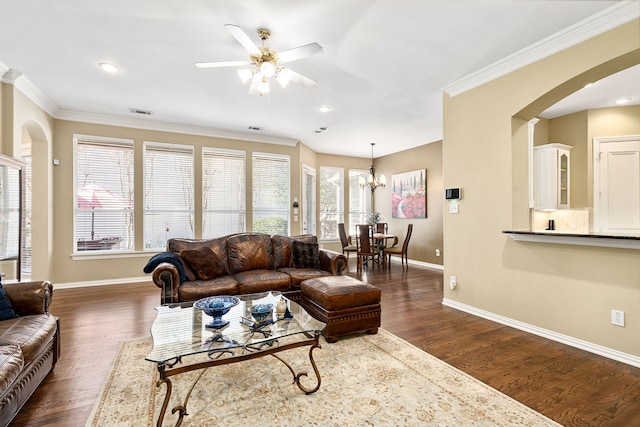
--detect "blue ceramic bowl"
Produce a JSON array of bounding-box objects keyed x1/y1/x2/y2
[
  {"x1": 250, "y1": 303, "x2": 273, "y2": 324},
  {"x1": 194, "y1": 296, "x2": 240, "y2": 328}
]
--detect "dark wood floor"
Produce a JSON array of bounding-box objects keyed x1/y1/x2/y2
[{"x1": 12, "y1": 262, "x2": 640, "y2": 426}]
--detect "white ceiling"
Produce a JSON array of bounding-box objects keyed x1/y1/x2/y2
[{"x1": 0, "y1": 1, "x2": 638, "y2": 158}]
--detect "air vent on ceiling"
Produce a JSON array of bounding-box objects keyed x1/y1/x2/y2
[
  {"x1": 314, "y1": 126, "x2": 328, "y2": 134},
  {"x1": 247, "y1": 126, "x2": 265, "y2": 132},
  {"x1": 128, "y1": 108, "x2": 153, "y2": 115}
]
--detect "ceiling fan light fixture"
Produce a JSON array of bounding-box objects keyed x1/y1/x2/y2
[
  {"x1": 275, "y1": 70, "x2": 290, "y2": 88},
  {"x1": 259, "y1": 61, "x2": 276, "y2": 78},
  {"x1": 258, "y1": 78, "x2": 270, "y2": 95},
  {"x1": 238, "y1": 69, "x2": 253, "y2": 83}
]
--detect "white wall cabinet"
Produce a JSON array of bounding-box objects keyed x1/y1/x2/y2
[{"x1": 534, "y1": 143, "x2": 572, "y2": 211}]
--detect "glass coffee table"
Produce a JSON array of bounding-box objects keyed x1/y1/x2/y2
[{"x1": 145, "y1": 291, "x2": 325, "y2": 427}]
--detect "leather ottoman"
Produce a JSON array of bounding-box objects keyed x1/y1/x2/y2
[{"x1": 300, "y1": 276, "x2": 381, "y2": 343}]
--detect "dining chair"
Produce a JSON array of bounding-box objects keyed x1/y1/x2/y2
[
  {"x1": 375, "y1": 222, "x2": 388, "y2": 234},
  {"x1": 383, "y1": 224, "x2": 413, "y2": 269},
  {"x1": 356, "y1": 224, "x2": 377, "y2": 272},
  {"x1": 338, "y1": 223, "x2": 357, "y2": 261},
  {"x1": 374, "y1": 222, "x2": 389, "y2": 254}
]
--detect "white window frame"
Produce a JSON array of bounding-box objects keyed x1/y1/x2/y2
[
  {"x1": 349, "y1": 169, "x2": 372, "y2": 234},
  {"x1": 73, "y1": 134, "x2": 134, "y2": 254},
  {"x1": 202, "y1": 147, "x2": 246, "y2": 238},
  {"x1": 252, "y1": 152, "x2": 290, "y2": 235},
  {"x1": 143, "y1": 141, "x2": 195, "y2": 251},
  {"x1": 319, "y1": 166, "x2": 344, "y2": 241}
]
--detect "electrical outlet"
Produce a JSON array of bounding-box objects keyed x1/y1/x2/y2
[
  {"x1": 435, "y1": 249, "x2": 440, "y2": 257},
  {"x1": 611, "y1": 309, "x2": 625, "y2": 327},
  {"x1": 449, "y1": 276, "x2": 457, "y2": 290}
]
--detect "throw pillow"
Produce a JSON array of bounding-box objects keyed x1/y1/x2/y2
[
  {"x1": 0, "y1": 284, "x2": 19, "y2": 321},
  {"x1": 291, "y1": 241, "x2": 320, "y2": 269},
  {"x1": 180, "y1": 247, "x2": 227, "y2": 280}
]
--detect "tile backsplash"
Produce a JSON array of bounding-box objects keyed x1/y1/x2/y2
[{"x1": 532, "y1": 209, "x2": 590, "y2": 233}]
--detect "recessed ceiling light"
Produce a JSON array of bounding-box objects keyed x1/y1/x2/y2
[
  {"x1": 614, "y1": 97, "x2": 632, "y2": 105},
  {"x1": 583, "y1": 82, "x2": 594, "y2": 89},
  {"x1": 317, "y1": 105, "x2": 332, "y2": 113},
  {"x1": 98, "y1": 62, "x2": 119, "y2": 73}
]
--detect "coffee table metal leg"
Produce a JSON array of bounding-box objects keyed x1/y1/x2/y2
[
  {"x1": 156, "y1": 365, "x2": 208, "y2": 427},
  {"x1": 271, "y1": 335, "x2": 322, "y2": 394}
]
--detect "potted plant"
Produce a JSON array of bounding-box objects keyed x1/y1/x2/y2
[{"x1": 365, "y1": 211, "x2": 382, "y2": 226}]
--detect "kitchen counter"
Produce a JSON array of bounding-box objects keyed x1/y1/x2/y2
[{"x1": 503, "y1": 230, "x2": 640, "y2": 249}]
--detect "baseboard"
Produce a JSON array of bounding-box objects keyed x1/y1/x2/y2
[
  {"x1": 443, "y1": 298, "x2": 640, "y2": 368},
  {"x1": 54, "y1": 276, "x2": 151, "y2": 289},
  {"x1": 406, "y1": 259, "x2": 444, "y2": 271}
]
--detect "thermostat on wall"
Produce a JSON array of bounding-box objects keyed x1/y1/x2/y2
[{"x1": 445, "y1": 188, "x2": 460, "y2": 200}]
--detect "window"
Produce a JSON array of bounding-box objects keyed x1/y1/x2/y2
[
  {"x1": 144, "y1": 142, "x2": 194, "y2": 250},
  {"x1": 319, "y1": 166, "x2": 344, "y2": 240},
  {"x1": 74, "y1": 135, "x2": 134, "y2": 252},
  {"x1": 202, "y1": 148, "x2": 246, "y2": 238},
  {"x1": 252, "y1": 153, "x2": 289, "y2": 235},
  {"x1": 302, "y1": 165, "x2": 316, "y2": 235},
  {"x1": 349, "y1": 169, "x2": 371, "y2": 232}
]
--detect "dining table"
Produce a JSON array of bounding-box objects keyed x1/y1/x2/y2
[{"x1": 371, "y1": 233, "x2": 397, "y2": 266}]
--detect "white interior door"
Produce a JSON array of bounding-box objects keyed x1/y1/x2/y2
[
  {"x1": 302, "y1": 165, "x2": 316, "y2": 235},
  {"x1": 594, "y1": 136, "x2": 640, "y2": 234}
]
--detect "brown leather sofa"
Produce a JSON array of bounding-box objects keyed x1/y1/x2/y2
[
  {"x1": 148, "y1": 233, "x2": 348, "y2": 305},
  {"x1": 0, "y1": 280, "x2": 60, "y2": 426}
]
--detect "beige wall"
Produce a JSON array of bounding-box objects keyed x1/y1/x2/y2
[
  {"x1": 52, "y1": 120, "x2": 304, "y2": 284},
  {"x1": 443, "y1": 20, "x2": 640, "y2": 357},
  {"x1": 374, "y1": 141, "x2": 443, "y2": 265}
]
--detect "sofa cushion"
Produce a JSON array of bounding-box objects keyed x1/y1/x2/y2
[
  {"x1": 0, "y1": 345, "x2": 23, "y2": 396},
  {"x1": 180, "y1": 247, "x2": 227, "y2": 280},
  {"x1": 227, "y1": 233, "x2": 273, "y2": 274},
  {"x1": 233, "y1": 270, "x2": 291, "y2": 294},
  {"x1": 0, "y1": 284, "x2": 18, "y2": 321},
  {"x1": 168, "y1": 237, "x2": 228, "y2": 281},
  {"x1": 291, "y1": 241, "x2": 320, "y2": 269},
  {"x1": 272, "y1": 234, "x2": 317, "y2": 268},
  {"x1": 0, "y1": 314, "x2": 58, "y2": 364},
  {"x1": 277, "y1": 268, "x2": 331, "y2": 288},
  {"x1": 178, "y1": 276, "x2": 239, "y2": 302}
]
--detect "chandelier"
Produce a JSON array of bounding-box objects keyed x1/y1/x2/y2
[{"x1": 359, "y1": 143, "x2": 386, "y2": 192}]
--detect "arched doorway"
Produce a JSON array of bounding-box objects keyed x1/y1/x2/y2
[{"x1": 21, "y1": 120, "x2": 52, "y2": 280}]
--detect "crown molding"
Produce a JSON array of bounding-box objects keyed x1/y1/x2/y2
[
  {"x1": 443, "y1": 1, "x2": 640, "y2": 97},
  {"x1": 55, "y1": 110, "x2": 299, "y2": 146}
]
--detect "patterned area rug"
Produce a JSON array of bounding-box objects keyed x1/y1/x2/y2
[{"x1": 87, "y1": 329, "x2": 560, "y2": 426}]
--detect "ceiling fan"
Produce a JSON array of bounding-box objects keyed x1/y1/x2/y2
[{"x1": 196, "y1": 24, "x2": 323, "y2": 96}]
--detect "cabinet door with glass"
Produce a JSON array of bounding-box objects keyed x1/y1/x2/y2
[{"x1": 534, "y1": 143, "x2": 572, "y2": 210}]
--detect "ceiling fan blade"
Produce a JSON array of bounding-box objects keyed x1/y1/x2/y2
[
  {"x1": 224, "y1": 24, "x2": 261, "y2": 56},
  {"x1": 195, "y1": 60, "x2": 250, "y2": 69},
  {"x1": 277, "y1": 43, "x2": 323, "y2": 63},
  {"x1": 279, "y1": 68, "x2": 317, "y2": 88}
]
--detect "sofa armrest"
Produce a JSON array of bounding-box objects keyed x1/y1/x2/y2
[
  {"x1": 319, "y1": 249, "x2": 348, "y2": 274},
  {"x1": 3, "y1": 280, "x2": 53, "y2": 316},
  {"x1": 152, "y1": 262, "x2": 181, "y2": 305}
]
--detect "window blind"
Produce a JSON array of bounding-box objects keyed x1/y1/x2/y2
[
  {"x1": 349, "y1": 169, "x2": 371, "y2": 233},
  {"x1": 202, "y1": 148, "x2": 246, "y2": 238},
  {"x1": 144, "y1": 142, "x2": 194, "y2": 250},
  {"x1": 252, "y1": 152, "x2": 289, "y2": 235},
  {"x1": 74, "y1": 136, "x2": 134, "y2": 252},
  {"x1": 319, "y1": 166, "x2": 344, "y2": 240}
]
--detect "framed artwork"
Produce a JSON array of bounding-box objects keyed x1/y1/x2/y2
[{"x1": 391, "y1": 169, "x2": 426, "y2": 218}]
